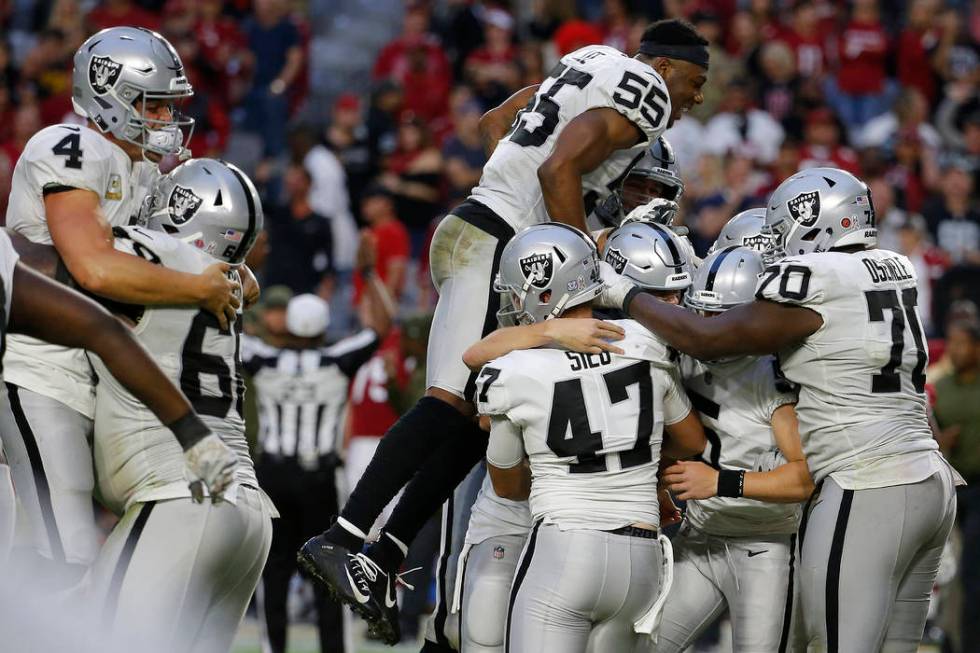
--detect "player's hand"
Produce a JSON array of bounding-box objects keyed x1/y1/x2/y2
[
  {"x1": 239, "y1": 264, "x2": 261, "y2": 309},
  {"x1": 543, "y1": 318, "x2": 626, "y2": 355},
  {"x1": 663, "y1": 460, "x2": 719, "y2": 501},
  {"x1": 184, "y1": 433, "x2": 238, "y2": 503},
  {"x1": 622, "y1": 198, "x2": 680, "y2": 227},
  {"x1": 596, "y1": 261, "x2": 638, "y2": 311},
  {"x1": 198, "y1": 262, "x2": 241, "y2": 330},
  {"x1": 356, "y1": 229, "x2": 378, "y2": 270},
  {"x1": 658, "y1": 486, "x2": 683, "y2": 527}
]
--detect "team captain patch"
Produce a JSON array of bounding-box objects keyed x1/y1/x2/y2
[
  {"x1": 89, "y1": 55, "x2": 123, "y2": 95},
  {"x1": 787, "y1": 191, "x2": 820, "y2": 227},
  {"x1": 520, "y1": 252, "x2": 553, "y2": 289}
]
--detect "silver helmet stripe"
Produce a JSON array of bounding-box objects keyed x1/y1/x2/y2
[{"x1": 224, "y1": 162, "x2": 258, "y2": 264}]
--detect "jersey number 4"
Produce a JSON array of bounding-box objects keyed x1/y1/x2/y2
[
  {"x1": 546, "y1": 360, "x2": 654, "y2": 474},
  {"x1": 51, "y1": 132, "x2": 83, "y2": 170},
  {"x1": 865, "y1": 288, "x2": 927, "y2": 394}
]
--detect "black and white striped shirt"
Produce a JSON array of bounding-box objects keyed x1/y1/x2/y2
[{"x1": 242, "y1": 329, "x2": 379, "y2": 467}]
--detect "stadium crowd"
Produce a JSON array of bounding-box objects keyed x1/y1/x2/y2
[{"x1": 0, "y1": 0, "x2": 978, "y2": 650}]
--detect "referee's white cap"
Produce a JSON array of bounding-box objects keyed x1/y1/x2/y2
[{"x1": 286, "y1": 294, "x2": 330, "y2": 337}]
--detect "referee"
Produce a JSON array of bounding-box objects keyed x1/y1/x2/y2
[{"x1": 245, "y1": 239, "x2": 392, "y2": 653}]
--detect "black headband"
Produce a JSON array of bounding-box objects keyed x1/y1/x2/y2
[{"x1": 638, "y1": 42, "x2": 710, "y2": 69}]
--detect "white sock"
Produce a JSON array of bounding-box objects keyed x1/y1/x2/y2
[
  {"x1": 337, "y1": 517, "x2": 368, "y2": 540},
  {"x1": 385, "y1": 531, "x2": 409, "y2": 556}
]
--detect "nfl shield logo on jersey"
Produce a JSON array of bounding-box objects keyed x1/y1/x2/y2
[
  {"x1": 520, "y1": 252, "x2": 553, "y2": 289},
  {"x1": 605, "y1": 248, "x2": 628, "y2": 274},
  {"x1": 168, "y1": 185, "x2": 203, "y2": 224},
  {"x1": 493, "y1": 545, "x2": 506, "y2": 560},
  {"x1": 89, "y1": 55, "x2": 123, "y2": 95},
  {"x1": 787, "y1": 191, "x2": 820, "y2": 227}
]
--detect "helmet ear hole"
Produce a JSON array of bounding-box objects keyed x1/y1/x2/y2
[{"x1": 539, "y1": 290, "x2": 552, "y2": 304}]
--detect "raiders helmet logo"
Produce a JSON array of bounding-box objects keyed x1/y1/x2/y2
[
  {"x1": 787, "y1": 191, "x2": 820, "y2": 227},
  {"x1": 605, "y1": 247, "x2": 628, "y2": 274},
  {"x1": 742, "y1": 233, "x2": 774, "y2": 252},
  {"x1": 519, "y1": 252, "x2": 554, "y2": 289},
  {"x1": 89, "y1": 55, "x2": 123, "y2": 95},
  {"x1": 168, "y1": 185, "x2": 203, "y2": 225}
]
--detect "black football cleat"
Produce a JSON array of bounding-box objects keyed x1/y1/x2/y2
[{"x1": 297, "y1": 534, "x2": 385, "y2": 625}]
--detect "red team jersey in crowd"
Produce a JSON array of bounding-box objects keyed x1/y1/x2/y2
[
  {"x1": 353, "y1": 218, "x2": 411, "y2": 303},
  {"x1": 348, "y1": 330, "x2": 406, "y2": 438}
]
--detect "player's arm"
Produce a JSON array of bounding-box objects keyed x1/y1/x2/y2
[
  {"x1": 662, "y1": 410, "x2": 705, "y2": 459},
  {"x1": 357, "y1": 231, "x2": 394, "y2": 338},
  {"x1": 479, "y1": 84, "x2": 539, "y2": 155},
  {"x1": 537, "y1": 108, "x2": 644, "y2": 231},
  {"x1": 626, "y1": 295, "x2": 823, "y2": 360},
  {"x1": 46, "y1": 189, "x2": 240, "y2": 328},
  {"x1": 486, "y1": 416, "x2": 530, "y2": 501},
  {"x1": 7, "y1": 261, "x2": 237, "y2": 497},
  {"x1": 462, "y1": 319, "x2": 625, "y2": 370},
  {"x1": 664, "y1": 404, "x2": 814, "y2": 503}
]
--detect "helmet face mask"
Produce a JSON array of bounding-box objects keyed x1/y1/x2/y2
[
  {"x1": 73, "y1": 27, "x2": 195, "y2": 158},
  {"x1": 602, "y1": 136, "x2": 684, "y2": 224}
]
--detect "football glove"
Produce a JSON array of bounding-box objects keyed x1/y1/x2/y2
[
  {"x1": 596, "y1": 260, "x2": 639, "y2": 311},
  {"x1": 183, "y1": 433, "x2": 237, "y2": 503},
  {"x1": 622, "y1": 198, "x2": 680, "y2": 227}
]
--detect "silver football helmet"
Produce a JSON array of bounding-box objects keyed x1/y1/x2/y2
[
  {"x1": 685, "y1": 246, "x2": 765, "y2": 313},
  {"x1": 763, "y1": 167, "x2": 876, "y2": 259},
  {"x1": 709, "y1": 208, "x2": 777, "y2": 260},
  {"x1": 141, "y1": 158, "x2": 262, "y2": 265},
  {"x1": 594, "y1": 136, "x2": 684, "y2": 226},
  {"x1": 72, "y1": 27, "x2": 194, "y2": 157},
  {"x1": 495, "y1": 223, "x2": 603, "y2": 325},
  {"x1": 603, "y1": 221, "x2": 692, "y2": 292}
]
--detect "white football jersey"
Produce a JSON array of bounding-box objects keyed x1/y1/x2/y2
[
  {"x1": 679, "y1": 355, "x2": 800, "y2": 536},
  {"x1": 4, "y1": 124, "x2": 158, "y2": 418},
  {"x1": 756, "y1": 249, "x2": 942, "y2": 489},
  {"x1": 470, "y1": 45, "x2": 671, "y2": 232},
  {"x1": 480, "y1": 320, "x2": 690, "y2": 531},
  {"x1": 0, "y1": 231, "x2": 19, "y2": 385},
  {"x1": 464, "y1": 472, "x2": 532, "y2": 546},
  {"x1": 92, "y1": 226, "x2": 255, "y2": 513}
]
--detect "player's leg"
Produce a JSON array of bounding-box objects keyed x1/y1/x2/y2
[
  {"x1": 652, "y1": 528, "x2": 727, "y2": 653},
  {"x1": 458, "y1": 534, "x2": 527, "y2": 653},
  {"x1": 799, "y1": 473, "x2": 954, "y2": 652},
  {"x1": 0, "y1": 383, "x2": 96, "y2": 579},
  {"x1": 506, "y1": 524, "x2": 595, "y2": 653},
  {"x1": 722, "y1": 534, "x2": 795, "y2": 653},
  {"x1": 419, "y1": 463, "x2": 485, "y2": 650},
  {"x1": 256, "y1": 460, "x2": 300, "y2": 653},
  {"x1": 881, "y1": 468, "x2": 957, "y2": 653},
  {"x1": 588, "y1": 532, "x2": 662, "y2": 653},
  {"x1": 300, "y1": 215, "x2": 511, "y2": 632}
]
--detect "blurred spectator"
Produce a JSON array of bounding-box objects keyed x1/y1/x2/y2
[
  {"x1": 552, "y1": 18, "x2": 603, "y2": 56},
  {"x1": 367, "y1": 79, "x2": 404, "y2": 170},
  {"x1": 47, "y1": 0, "x2": 88, "y2": 55},
  {"x1": 936, "y1": 95, "x2": 980, "y2": 177},
  {"x1": 463, "y1": 8, "x2": 519, "y2": 109},
  {"x1": 932, "y1": 318, "x2": 980, "y2": 652},
  {"x1": 799, "y1": 107, "x2": 860, "y2": 174},
  {"x1": 241, "y1": 0, "x2": 304, "y2": 158},
  {"x1": 860, "y1": 87, "x2": 942, "y2": 150},
  {"x1": 933, "y1": 7, "x2": 979, "y2": 85},
  {"x1": 599, "y1": 0, "x2": 634, "y2": 53},
  {"x1": 703, "y1": 78, "x2": 785, "y2": 164},
  {"x1": 780, "y1": 0, "x2": 828, "y2": 80},
  {"x1": 19, "y1": 28, "x2": 74, "y2": 125},
  {"x1": 896, "y1": 214, "x2": 945, "y2": 334},
  {"x1": 897, "y1": 0, "x2": 942, "y2": 105},
  {"x1": 922, "y1": 161, "x2": 980, "y2": 265},
  {"x1": 435, "y1": 0, "x2": 483, "y2": 79},
  {"x1": 87, "y1": 0, "x2": 160, "y2": 31},
  {"x1": 289, "y1": 125, "x2": 358, "y2": 272},
  {"x1": 263, "y1": 162, "x2": 335, "y2": 296},
  {"x1": 327, "y1": 94, "x2": 374, "y2": 221},
  {"x1": 254, "y1": 285, "x2": 293, "y2": 345},
  {"x1": 0, "y1": 104, "x2": 41, "y2": 168},
  {"x1": 380, "y1": 113, "x2": 444, "y2": 251},
  {"x1": 870, "y1": 175, "x2": 918, "y2": 252},
  {"x1": 441, "y1": 100, "x2": 486, "y2": 205},
  {"x1": 690, "y1": 11, "x2": 743, "y2": 122},
  {"x1": 825, "y1": 0, "x2": 893, "y2": 132},
  {"x1": 757, "y1": 40, "x2": 799, "y2": 124},
  {"x1": 373, "y1": 2, "x2": 451, "y2": 124},
  {"x1": 353, "y1": 184, "x2": 410, "y2": 306},
  {"x1": 194, "y1": 0, "x2": 248, "y2": 108}
]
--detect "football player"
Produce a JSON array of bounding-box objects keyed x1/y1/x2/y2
[
  {"x1": 0, "y1": 229, "x2": 238, "y2": 582},
  {"x1": 593, "y1": 136, "x2": 684, "y2": 229},
  {"x1": 603, "y1": 167, "x2": 964, "y2": 652},
  {"x1": 1, "y1": 26, "x2": 241, "y2": 578},
  {"x1": 655, "y1": 246, "x2": 812, "y2": 653},
  {"x1": 85, "y1": 159, "x2": 273, "y2": 653},
  {"x1": 299, "y1": 19, "x2": 710, "y2": 645},
  {"x1": 706, "y1": 207, "x2": 776, "y2": 257},
  {"x1": 477, "y1": 223, "x2": 704, "y2": 653},
  {"x1": 601, "y1": 220, "x2": 692, "y2": 305}
]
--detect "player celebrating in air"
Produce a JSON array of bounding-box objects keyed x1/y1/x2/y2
[
  {"x1": 655, "y1": 245, "x2": 812, "y2": 653},
  {"x1": 300, "y1": 19, "x2": 710, "y2": 645},
  {"x1": 0, "y1": 26, "x2": 241, "y2": 579},
  {"x1": 85, "y1": 159, "x2": 273, "y2": 653},
  {"x1": 476, "y1": 223, "x2": 704, "y2": 653},
  {"x1": 603, "y1": 167, "x2": 963, "y2": 652}
]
